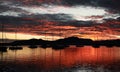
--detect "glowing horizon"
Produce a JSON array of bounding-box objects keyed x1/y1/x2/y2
[
  {"x1": 0, "y1": 32, "x2": 120, "y2": 41},
  {"x1": 0, "y1": 32, "x2": 62, "y2": 40}
]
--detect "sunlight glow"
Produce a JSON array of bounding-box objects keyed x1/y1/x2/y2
[
  {"x1": 18, "y1": 5, "x2": 107, "y2": 21},
  {"x1": 0, "y1": 32, "x2": 61, "y2": 40},
  {"x1": 19, "y1": 5, "x2": 106, "y2": 16}
]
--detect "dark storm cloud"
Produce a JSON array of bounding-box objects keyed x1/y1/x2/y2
[
  {"x1": 55, "y1": 21, "x2": 95, "y2": 27},
  {"x1": 103, "y1": 18, "x2": 120, "y2": 29},
  {"x1": 0, "y1": 15, "x2": 95, "y2": 35},
  {"x1": 0, "y1": 16, "x2": 39, "y2": 25},
  {"x1": 23, "y1": 14, "x2": 74, "y2": 21},
  {"x1": 0, "y1": 4, "x2": 10, "y2": 13},
  {"x1": 2, "y1": 15, "x2": 120, "y2": 32},
  {"x1": 1, "y1": 0, "x2": 120, "y2": 11},
  {"x1": 117, "y1": 17, "x2": 120, "y2": 21},
  {"x1": 0, "y1": 15, "x2": 94, "y2": 27},
  {"x1": 63, "y1": 0, "x2": 120, "y2": 11},
  {"x1": 109, "y1": 24, "x2": 120, "y2": 28},
  {"x1": 0, "y1": 1, "x2": 28, "y2": 14},
  {"x1": 0, "y1": 14, "x2": 74, "y2": 25}
]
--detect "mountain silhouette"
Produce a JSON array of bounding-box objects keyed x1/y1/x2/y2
[{"x1": 0, "y1": 37, "x2": 120, "y2": 49}]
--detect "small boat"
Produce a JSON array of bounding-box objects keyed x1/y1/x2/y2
[
  {"x1": 9, "y1": 46, "x2": 23, "y2": 50},
  {"x1": 52, "y1": 45, "x2": 65, "y2": 50},
  {"x1": 40, "y1": 44, "x2": 50, "y2": 48},
  {"x1": 29, "y1": 45, "x2": 37, "y2": 48},
  {"x1": 92, "y1": 45, "x2": 100, "y2": 48},
  {"x1": 0, "y1": 46, "x2": 7, "y2": 52},
  {"x1": 76, "y1": 45, "x2": 84, "y2": 47}
]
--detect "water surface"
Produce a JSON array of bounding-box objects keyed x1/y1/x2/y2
[{"x1": 0, "y1": 46, "x2": 120, "y2": 72}]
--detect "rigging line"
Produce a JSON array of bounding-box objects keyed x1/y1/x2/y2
[
  {"x1": 15, "y1": 22, "x2": 17, "y2": 40},
  {"x1": 59, "y1": 49, "x2": 62, "y2": 71},
  {"x1": 44, "y1": 48, "x2": 47, "y2": 70},
  {"x1": 1, "y1": 22, "x2": 3, "y2": 43},
  {"x1": 0, "y1": 21, "x2": 3, "y2": 61},
  {"x1": 51, "y1": 43, "x2": 54, "y2": 68}
]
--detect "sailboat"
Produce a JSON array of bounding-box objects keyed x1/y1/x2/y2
[
  {"x1": 0, "y1": 23, "x2": 8, "y2": 52},
  {"x1": 28, "y1": 45, "x2": 37, "y2": 48},
  {"x1": 9, "y1": 23, "x2": 23, "y2": 50},
  {"x1": 0, "y1": 46, "x2": 7, "y2": 52}
]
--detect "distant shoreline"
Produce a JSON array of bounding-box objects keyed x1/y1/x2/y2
[{"x1": 0, "y1": 37, "x2": 120, "y2": 49}]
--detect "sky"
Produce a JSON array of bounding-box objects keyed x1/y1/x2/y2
[{"x1": 0, "y1": 0, "x2": 120, "y2": 41}]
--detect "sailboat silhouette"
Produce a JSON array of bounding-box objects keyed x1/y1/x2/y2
[
  {"x1": 9, "y1": 23, "x2": 23, "y2": 50},
  {"x1": 0, "y1": 22, "x2": 7, "y2": 52}
]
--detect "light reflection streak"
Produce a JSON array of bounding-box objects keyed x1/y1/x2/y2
[{"x1": 0, "y1": 46, "x2": 120, "y2": 69}]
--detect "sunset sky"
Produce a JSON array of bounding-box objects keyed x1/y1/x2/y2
[{"x1": 0, "y1": 0, "x2": 120, "y2": 41}]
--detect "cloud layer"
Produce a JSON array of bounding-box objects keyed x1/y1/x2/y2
[{"x1": 0, "y1": 0, "x2": 120, "y2": 40}]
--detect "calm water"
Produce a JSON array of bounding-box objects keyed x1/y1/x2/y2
[{"x1": 0, "y1": 46, "x2": 120, "y2": 72}]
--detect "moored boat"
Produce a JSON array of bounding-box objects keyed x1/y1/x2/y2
[{"x1": 9, "y1": 46, "x2": 23, "y2": 50}]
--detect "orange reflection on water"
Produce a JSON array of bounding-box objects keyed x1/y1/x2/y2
[{"x1": 0, "y1": 46, "x2": 120, "y2": 69}]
